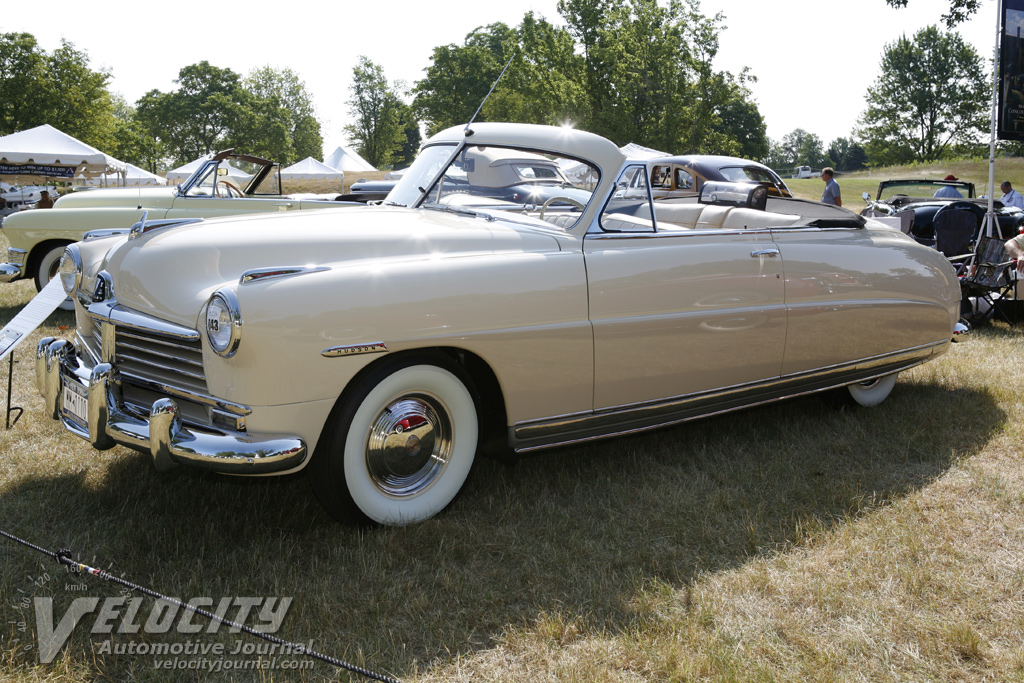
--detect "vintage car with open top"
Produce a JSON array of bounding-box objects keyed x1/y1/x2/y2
[
  {"x1": 0, "y1": 150, "x2": 351, "y2": 298},
  {"x1": 36, "y1": 122, "x2": 962, "y2": 525}
]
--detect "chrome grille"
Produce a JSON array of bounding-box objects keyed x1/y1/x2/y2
[{"x1": 114, "y1": 327, "x2": 208, "y2": 395}]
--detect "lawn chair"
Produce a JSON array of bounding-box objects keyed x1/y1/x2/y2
[
  {"x1": 933, "y1": 205, "x2": 978, "y2": 271},
  {"x1": 959, "y1": 235, "x2": 1018, "y2": 326}
]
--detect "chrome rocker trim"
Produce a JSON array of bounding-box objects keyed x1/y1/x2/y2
[
  {"x1": 37, "y1": 337, "x2": 306, "y2": 474},
  {"x1": 510, "y1": 340, "x2": 949, "y2": 453}
]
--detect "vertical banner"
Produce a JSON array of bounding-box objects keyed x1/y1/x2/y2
[{"x1": 999, "y1": 0, "x2": 1024, "y2": 140}]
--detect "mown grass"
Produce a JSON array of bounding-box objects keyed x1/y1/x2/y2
[{"x1": 1, "y1": 180, "x2": 1023, "y2": 682}]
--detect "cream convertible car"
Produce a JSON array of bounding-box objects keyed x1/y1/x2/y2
[{"x1": 37, "y1": 123, "x2": 961, "y2": 525}]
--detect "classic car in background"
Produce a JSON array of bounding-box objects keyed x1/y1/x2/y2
[
  {"x1": 647, "y1": 155, "x2": 794, "y2": 199},
  {"x1": 861, "y1": 178, "x2": 1024, "y2": 243},
  {"x1": 37, "y1": 122, "x2": 961, "y2": 525},
  {"x1": 0, "y1": 150, "x2": 352, "y2": 296},
  {"x1": 337, "y1": 179, "x2": 394, "y2": 203}
]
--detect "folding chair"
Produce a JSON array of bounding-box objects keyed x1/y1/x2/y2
[
  {"x1": 932, "y1": 206, "x2": 978, "y2": 272},
  {"x1": 959, "y1": 235, "x2": 1018, "y2": 326}
]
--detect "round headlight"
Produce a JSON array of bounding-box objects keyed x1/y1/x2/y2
[
  {"x1": 205, "y1": 289, "x2": 241, "y2": 357},
  {"x1": 58, "y1": 245, "x2": 82, "y2": 295}
]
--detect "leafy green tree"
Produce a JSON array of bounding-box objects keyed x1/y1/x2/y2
[
  {"x1": 344, "y1": 57, "x2": 407, "y2": 168},
  {"x1": 108, "y1": 95, "x2": 162, "y2": 172},
  {"x1": 136, "y1": 61, "x2": 249, "y2": 164},
  {"x1": 826, "y1": 137, "x2": 868, "y2": 173},
  {"x1": 394, "y1": 102, "x2": 422, "y2": 168},
  {"x1": 780, "y1": 128, "x2": 829, "y2": 168},
  {"x1": 709, "y1": 70, "x2": 768, "y2": 160},
  {"x1": 885, "y1": 0, "x2": 979, "y2": 28},
  {"x1": 241, "y1": 66, "x2": 323, "y2": 163},
  {"x1": 858, "y1": 26, "x2": 988, "y2": 166},
  {"x1": 0, "y1": 33, "x2": 115, "y2": 149}
]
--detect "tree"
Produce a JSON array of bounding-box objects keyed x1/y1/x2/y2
[
  {"x1": 136, "y1": 61, "x2": 250, "y2": 164},
  {"x1": 108, "y1": 95, "x2": 162, "y2": 172},
  {"x1": 885, "y1": 0, "x2": 980, "y2": 28},
  {"x1": 779, "y1": 128, "x2": 829, "y2": 168},
  {"x1": 0, "y1": 33, "x2": 115, "y2": 149},
  {"x1": 344, "y1": 57, "x2": 408, "y2": 168},
  {"x1": 857, "y1": 26, "x2": 988, "y2": 166},
  {"x1": 709, "y1": 70, "x2": 768, "y2": 160},
  {"x1": 826, "y1": 137, "x2": 868, "y2": 173},
  {"x1": 241, "y1": 66, "x2": 323, "y2": 163}
]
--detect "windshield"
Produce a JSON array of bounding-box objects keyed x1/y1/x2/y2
[
  {"x1": 879, "y1": 181, "x2": 973, "y2": 200},
  {"x1": 181, "y1": 157, "x2": 279, "y2": 198},
  {"x1": 388, "y1": 143, "x2": 600, "y2": 230}
]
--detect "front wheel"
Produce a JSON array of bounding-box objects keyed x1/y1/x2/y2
[
  {"x1": 310, "y1": 359, "x2": 479, "y2": 525},
  {"x1": 846, "y1": 373, "x2": 898, "y2": 407},
  {"x1": 35, "y1": 243, "x2": 74, "y2": 311}
]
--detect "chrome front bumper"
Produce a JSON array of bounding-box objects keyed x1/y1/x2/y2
[
  {"x1": 0, "y1": 248, "x2": 27, "y2": 282},
  {"x1": 36, "y1": 337, "x2": 307, "y2": 474}
]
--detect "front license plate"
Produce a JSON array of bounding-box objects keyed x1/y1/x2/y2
[{"x1": 61, "y1": 376, "x2": 88, "y2": 429}]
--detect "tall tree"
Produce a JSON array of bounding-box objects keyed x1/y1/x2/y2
[
  {"x1": 108, "y1": 95, "x2": 162, "y2": 172},
  {"x1": 827, "y1": 137, "x2": 868, "y2": 173},
  {"x1": 0, "y1": 33, "x2": 115, "y2": 149},
  {"x1": 344, "y1": 57, "x2": 407, "y2": 168},
  {"x1": 241, "y1": 66, "x2": 323, "y2": 163},
  {"x1": 885, "y1": 0, "x2": 980, "y2": 28},
  {"x1": 780, "y1": 128, "x2": 829, "y2": 168},
  {"x1": 857, "y1": 26, "x2": 988, "y2": 166},
  {"x1": 136, "y1": 61, "x2": 249, "y2": 164}
]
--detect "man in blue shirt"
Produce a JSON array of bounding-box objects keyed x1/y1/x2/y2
[
  {"x1": 820, "y1": 167, "x2": 841, "y2": 207},
  {"x1": 933, "y1": 174, "x2": 964, "y2": 198},
  {"x1": 1000, "y1": 181, "x2": 1023, "y2": 209}
]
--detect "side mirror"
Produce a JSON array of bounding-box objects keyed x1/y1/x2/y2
[{"x1": 862, "y1": 192, "x2": 870, "y2": 201}]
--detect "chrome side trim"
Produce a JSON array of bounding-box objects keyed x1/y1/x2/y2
[
  {"x1": 240, "y1": 266, "x2": 330, "y2": 284},
  {"x1": 511, "y1": 341, "x2": 949, "y2": 452},
  {"x1": 321, "y1": 342, "x2": 388, "y2": 358},
  {"x1": 117, "y1": 371, "x2": 252, "y2": 416},
  {"x1": 5, "y1": 248, "x2": 27, "y2": 265}
]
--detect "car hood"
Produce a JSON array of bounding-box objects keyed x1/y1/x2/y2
[
  {"x1": 100, "y1": 205, "x2": 566, "y2": 327},
  {"x1": 55, "y1": 186, "x2": 178, "y2": 209}
]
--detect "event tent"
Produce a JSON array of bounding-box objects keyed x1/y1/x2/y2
[
  {"x1": 0, "y1": 124, "x2": 126, "y2": 182},
  {"x1": 85, "y1": 162, "x2": 165, "y2": 187},
  {"x1": 324, "y1": 145, "x2": 376, "y2": 173},
  {"x1": 165, "y1": 156, "x2": 252, "y2": 184},
  {"x1": 281, "y1": 157, "x2": 345, "y2": 181},
  {"x1": 619, "y1": 142, "x2": 671, "y2": 160}
]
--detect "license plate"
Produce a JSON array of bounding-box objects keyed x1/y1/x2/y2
[{"x1": 61, "y1": 376, "x2": 88, "y2": 429}]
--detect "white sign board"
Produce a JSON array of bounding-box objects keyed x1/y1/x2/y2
[{"x1": 0, "y1": 278, "x2": 69, "y2": 362}]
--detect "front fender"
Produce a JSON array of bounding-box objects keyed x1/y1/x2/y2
[{"x1": 3, "y1": 206, "x2": 170, "y2": 254}]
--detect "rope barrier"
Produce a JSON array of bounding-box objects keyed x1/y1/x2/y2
[{"x1": 1, "y1": 528, "x2": 402, "y2": 683}]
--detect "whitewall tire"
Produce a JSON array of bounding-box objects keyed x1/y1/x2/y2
[
  {"x1": 846, "y1": 373, "x2": 898, "y2": 407},
  {"x1": 35, "y1": 243, "x2": 74, "y2": 311},
  {"x1": 311, "y1": 359, "x2": 479, "y2": 525}
]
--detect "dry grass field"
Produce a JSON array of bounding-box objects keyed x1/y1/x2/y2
[{"x1": 1, "y1": 169, "x2": 1023, "y2": 681}]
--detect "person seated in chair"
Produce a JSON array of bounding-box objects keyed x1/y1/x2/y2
[
  {"x1": 1001, "y1": 181, "x2": 1024, "y2": 210},
  {"x1": 933, "y1": 175, "x2": 964, "y2": 198}
]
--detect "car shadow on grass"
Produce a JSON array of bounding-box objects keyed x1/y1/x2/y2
[{"x1": 0, "y1": 377, "x2": 1004, "y2": 681}]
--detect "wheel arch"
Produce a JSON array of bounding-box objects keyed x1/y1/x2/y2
[
  {"x1": 26, "y1": 238, "x2": 73, "y2": 281},
  {"x1": 317, "y1": 346, "x2": 512, "y2": 463}
]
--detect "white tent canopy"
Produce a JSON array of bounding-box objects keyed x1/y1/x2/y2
[
  {"x1": 85, "y1": 162, "x2": 165, "y2": 187},
  {"x1": 165, "y1": 155, "x2": 252, "y2": 184},
  {"x1": 619, "y1": 142, "x2": 671, "y2": 160},
  {"x1": 0, "y1": 124, "x2": 126, "y2": 182},
  {"x1": 324, "y1": 145, "x2": 376, "y2": 173},
  {"x1": 281, "y1": 157, "x2": 345, "y2": 181}
]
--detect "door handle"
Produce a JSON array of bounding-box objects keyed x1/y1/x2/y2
[{"x1": 751, "y1": 248, "x2": 779, "y2": 257}]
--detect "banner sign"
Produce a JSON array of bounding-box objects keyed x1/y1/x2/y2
[
  {"x1": 999, "y1": 0, "x2": 1024, "y2": 140},
  {"x1": 0, "y1": 163, "x2": 76, "y2": 178}
]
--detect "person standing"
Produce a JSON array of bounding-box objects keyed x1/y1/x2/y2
[
  {"x1": 1000, "y1": 181, "x2": 1023, "y2": 209},
  {"x1": 933, "y1": 175, "x2": 964, "y2": 198},
  {"x1": 35, "y1": 190, "x2": 54, "y2": 209},
  {"x1": 820, "y1": 167, "x2": 841, "y2": 207}
]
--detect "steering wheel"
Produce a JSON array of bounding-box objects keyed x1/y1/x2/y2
[
  {"x1": 217, "y1": 180, "x2": 243, "y2": 198},
  {"x1": 539, "y1": 195, "x2": 586, "y2": 219}
]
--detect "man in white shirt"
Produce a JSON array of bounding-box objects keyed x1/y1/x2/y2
[{"x1": 1000, "y1": 181, "x2": 1023, "y2": 210}]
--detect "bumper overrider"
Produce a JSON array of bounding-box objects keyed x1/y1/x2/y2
[
  {"x1": 36, "y1": 337, "x2": 307, "y2": 474},
  {"x1": 0, "y1": 248, "x2": 27, "y2": 282}
]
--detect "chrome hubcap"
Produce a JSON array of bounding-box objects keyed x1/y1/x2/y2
[{"x1": 365, "y1": 395, "x2": 451, "y2": 497}]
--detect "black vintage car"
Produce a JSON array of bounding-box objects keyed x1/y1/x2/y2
[{"x1": 862, "y1": 179, "x2": 1024, "y2": 242}]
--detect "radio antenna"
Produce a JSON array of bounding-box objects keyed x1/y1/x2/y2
[{"x1": 465, "y1": 53, "x2": 515, "y2": 134}]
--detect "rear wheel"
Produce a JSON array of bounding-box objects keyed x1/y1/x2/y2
[
  {"x1": 35, "y1": 243, "x2": 73, "y2": 311},
  {"x1": 847, "y1": 373, "x2": 898, "y2": 407},
  {"x1": 310, "y1": 358, "x2": 479, "y2": 525}
]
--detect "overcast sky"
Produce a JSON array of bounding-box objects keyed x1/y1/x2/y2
[{"x1": 0, "y1": 0, "x2": 1001, "y2": 159}]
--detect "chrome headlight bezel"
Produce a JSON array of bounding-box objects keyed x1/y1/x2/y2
[
  {"x1": 58, "y1": 245, "x2": 83, "y2": 295},
  {"x1": 205, "y1": 289, "x2": 241, "y2": 358}
]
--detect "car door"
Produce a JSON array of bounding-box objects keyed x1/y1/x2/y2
[{"x1": 584, "y1": 165, "x2": 787, "y2": 410}]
